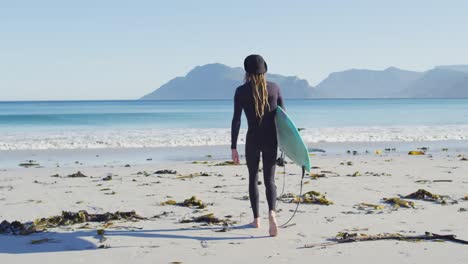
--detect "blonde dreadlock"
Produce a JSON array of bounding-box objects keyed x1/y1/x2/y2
[{"x1": 245, "y1": 73, "x2": 269, "y2": 119}]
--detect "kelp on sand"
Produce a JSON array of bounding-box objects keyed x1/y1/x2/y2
[
  {"x1": 382, "y1": 197, "x2": 415, "y2": 208},
  {"x1": 1, "y1": 211, "x2": 145, "y2": 235},
  {"x1": 161, "y1": 196, "x2": 209, "y2": 209},
  {"x1": 278, "y1": 190, "x2": 333, "y2": 205},
  {"x1": 179, "y1": 213, "x2": 234, "y2": 225},
  {"x1": 403, "y1": 189, "x2": 457, "y2": 205}
]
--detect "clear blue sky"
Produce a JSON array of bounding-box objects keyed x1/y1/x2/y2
[{"x1": 1, "y1": 0, "x2": 467, "y2": 101}]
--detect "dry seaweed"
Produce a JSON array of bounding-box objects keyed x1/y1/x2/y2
[
  {"x1": 34, "y1": 210, "x2": 145, "y2": 229},
  {"x1": 0, "y1": 220, "x2": 36, "y2": 235},
  {"x1": 310, "y1": 173, "x2": 326, "y2": 179},
  {"x1": 160, "y1": 199, "x2": 177, "y2": 206},
  {"x1": 67, "y1": 171, "x2": 88, "y2": 178},
  {"x1": 403, "y1": 189, "x2": 456, "y2": 205},
  {"x1": 382, "y1": 197, "x2": 415, "y2": 208},
  {"x1": 179, "y1": 213, "x2": 231, "y2": 225},
  {"x1": 161, "y1": 196, "x2": 208, "y2": 209},
  {"x1": 464, "y1": 195, "x2": 468, "y2": 200},
  {"x1": 278, "y1": 191, "x2": 333, "y2": 205},
  {"x1": 213, "y1": 161, "x2": 237, "y2": 166},
  {"x1": 355, "y1": 203, "x2": 385, "y2": 210},
  {"x1": 408, "y1": 151, "x2": 425, "y2": 155},
  {"x1": 304, "y1": 232, "x2": 468, "y2": 248}
]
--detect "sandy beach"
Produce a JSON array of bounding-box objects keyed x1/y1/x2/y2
[{"x1": 1, "y1": 146, "x2": 467, "y2": 263}]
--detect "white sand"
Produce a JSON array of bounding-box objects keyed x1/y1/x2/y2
[{"x1": 1, "y1": 151, "x2": 467, "y2": 263}]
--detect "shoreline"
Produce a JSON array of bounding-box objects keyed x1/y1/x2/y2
[{"x1": 1, "y1": 139, "x2": 468, "y2": 169}]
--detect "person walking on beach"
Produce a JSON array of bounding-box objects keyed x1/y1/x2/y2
[{"x1": 231, "y1": 54, "x2": 285, "y2": 237}]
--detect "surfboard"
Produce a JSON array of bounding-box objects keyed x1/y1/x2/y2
[{"x1": 275, "y1": 106, "x2": 311, "y2": 172}]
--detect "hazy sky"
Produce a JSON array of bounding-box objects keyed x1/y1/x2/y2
[{"x1": 1, "y1": 0, "x2": 467, "y2": 101}]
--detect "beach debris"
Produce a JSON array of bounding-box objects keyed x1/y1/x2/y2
[
  {"x1": 375, "y1": 150, "x2": 382, "y2": 155},
  {"x1": 155, "y1": 169, "x2": 177, "y2": 174},
  {"x1": 34, "y1": 210, "x2": 145, "y2": 229},
  {"x1": 179, "y1": 213, "x2": 232, "y2": 225},
  {"x1": 408, "y1": 151, "x2": 425, "y2": 155},
  {"x1": 347, "y1": 161, "x2": 353, "y2": 166},
  {"x1": 146, "y1": 158, "x2": 152, "y2": 161},
  {"x1": 161, "y1": 196, "x2": 208, "y2": 209},
  {"x1": 415, "y1": 180, "x2": 432, "y2": 184},
  {"x1": 303, "y1": 232, "x2": 468, "y2": 248},
  {"x1": 181, "y1": 196, "x2": 207, "y2": 209},
  {"x1": 432, "y1": 179, "x2": 452, "y2": 183},
  {"x1": 355, "y1": 203, "x2": 385, "y2": 211},
  {"x1": 0, "y1": 220, "x2": 36, "y2": 235},
  {"x1": 102, "y1": 175, "x2": 112, "y2": 181},
  {"x1": 176, "y1": 172, "x2": 211, "y2": 179},
  {"x1": 18, "y1": 160, "x2": 40, "y2": 168},
  {"x1": 124, "y1": 164, "x2": 131, "y2": 167},
  {"x1": 310, "y1": 173, "x2": 326, "y2": 179},
  {"x1": 67, "y1": 171, "x2": 88, "y2": 178},
  {"x1": 382, "y1": 197, "x2": 415, "y2": 208},
  {"x1": 152, "y1": 211, "x2": 174, "y2": 219},
  {"x1": 161, "y1": 200, "x2": 177, "y2": 206},
  {"x1": 459, "y1": 208, "x2": 468, "y2": 212},
  {"x1": 278, "y1": 191, "x2": 333, "y2": 205},
  {"x1": 234, "y1": 195, "x2": 249, "y2": 201},
  {"x1": 136, "y1": 171, "x2": 151, "y2": 177},
  {"x1": 351, "y1": 171, "x2": 361, "y2": 177},
  {"x1": 213, "y1": 161, "x2": 237, "y2": 166},
  {"x1": 464, "y1": 195, "x2": 468, "y2": 200},
  {"x1": 403, "y1": 189, "x2": 456, "y2": 205},
  {"x1": 191, "y1": 161, "x2": 210, "y2": 164},
  {"x1": 442, "y1": 148, "x2": 449, "y2": 151},
  {"x1": 461, "y1": 157, "x2": 468, "y2": 161},
  {"x1": 418, "y1": 147, "x2": 429, "y2": 151}
]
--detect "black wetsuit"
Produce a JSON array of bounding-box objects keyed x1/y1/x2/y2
[{"x1": 231, "y1": 81, "x2": 285, "y2": 218}]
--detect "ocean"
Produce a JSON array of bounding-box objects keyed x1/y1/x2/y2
[{"x1": 1, "y1": 99, "x2": 468, "y2": 150}]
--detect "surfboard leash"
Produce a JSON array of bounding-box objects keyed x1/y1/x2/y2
[{"x1": 279, "y1": 165, "x2": 305, "y2": 228}]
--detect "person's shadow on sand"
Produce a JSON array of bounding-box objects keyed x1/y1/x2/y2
[{"x1": 0, "y1": 224, "x2": 269, "y2": 254}]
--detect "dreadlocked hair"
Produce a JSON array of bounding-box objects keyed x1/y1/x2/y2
[{"x1": 245, "y1": 73, "x2": 269, "y2": 119}]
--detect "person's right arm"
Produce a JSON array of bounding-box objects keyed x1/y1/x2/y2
[{"x1": 231, "y1": 88, "x2": 242, "y2": 164}]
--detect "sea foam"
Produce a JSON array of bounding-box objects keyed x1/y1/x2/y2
[{"x1": 1, "y1": 125, "x2": 467, "y2": 150}]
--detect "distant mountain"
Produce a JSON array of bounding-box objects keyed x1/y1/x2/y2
[
  {"x1": 404, "y1": 68, "x2": 468, "y2": 98},
  {"x1": 140, "y1": 63, "x2": 315, "y2": 100},
  {"x1": 313, "y1": 67, "x2": 423, "y2": 98},
  {"x1": 140, "y1": 63, "x2": 468, "y2": 99},
  {"x1": 435, "y1": 65, "x2": 468, "y2": 73}
]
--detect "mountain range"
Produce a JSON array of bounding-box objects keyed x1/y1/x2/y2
[{"x1": 140, "y1": 64, "x2": 468, "y2": 99}]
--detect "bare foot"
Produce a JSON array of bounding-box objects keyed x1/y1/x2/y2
[
  {"x1": 269, "y1": 211, "x2": 278, "y2": 237},
  {"x1": 250, "y1": 218, "x2": 261, "y2": 228}
]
